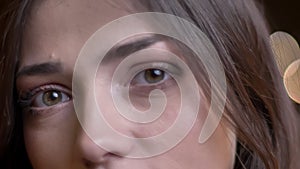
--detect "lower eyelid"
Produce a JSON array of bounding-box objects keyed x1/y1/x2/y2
[
  {"x1": 24, "y1": 100, "x2": 73, "y2": 117},
  {"x1": 130, "y1": 78, "x2": 176, "y2": 91}
]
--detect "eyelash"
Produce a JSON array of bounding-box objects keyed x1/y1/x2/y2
[{"x1": 18, "y1": 84, "x2": 72, "y2": 113}]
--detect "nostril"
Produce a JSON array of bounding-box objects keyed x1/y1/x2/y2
[
  {"x1": 93, "y1": 137, "x2": 134, "y2": 158},
  {"x1": 83, "y1": 158, "x2": 93, "y2": 168},
  {"x1": 78, "y1": 129, "x2": 134, "y2": 167},
  {"x1": 82, "y1": 155, "x2": 105, "y2": 168},
  {"x1": 83, "y1": 152, "x2": 122, "y2": 168},
  {"x1": 103, "y1": 152, "x2": 124, "y2": 160}
]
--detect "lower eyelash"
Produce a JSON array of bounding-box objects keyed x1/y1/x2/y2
[
  {"x1": 22, "y1": 98, "x2": 72, "y2": 117},
  {"x1": 18, "y1": 84, "x2": 71, "y2": 110}
]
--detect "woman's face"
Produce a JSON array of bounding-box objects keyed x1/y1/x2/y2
[{"x1": 16, "y1": 0, "x2": 236, "y2": 168}]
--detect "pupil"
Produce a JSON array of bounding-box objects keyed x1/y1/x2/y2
[
  {"x1": 145, "y1": 69, "x2": 165, "y2": 83},
  {"x1": 43, "y1": 91, "x2": 62, "y2": 106}
]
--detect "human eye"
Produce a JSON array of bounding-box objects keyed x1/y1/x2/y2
[
  {"x1": 19, "y1": 84, "x2": 72, "y2": 113},
  {"x1": 131, "y1": 68, "x2": 172, "y2": 86},
  {"x1": 115, "y1": 61, "x2": 182, "y2": 101},
  {"x1": 128, "y1": 62, "x2": 180, "y2": 91}
]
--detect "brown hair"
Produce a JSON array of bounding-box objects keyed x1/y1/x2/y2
[
  {"x1": 0, "y1": 0, "x2": 32, "y2": 168},
  {"x1": 138, "y1": 1, "x2": 299, "y2": 168},
  {"x1": 139, "y1": 1, "x2": 299, "y2": 169},
  {"x1": 0, "y1": 0, "x2": 299, "y2": 169}
]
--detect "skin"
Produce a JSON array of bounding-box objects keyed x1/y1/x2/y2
[{"x1": 16, "y1": 0, "x2": 236, "y2": 168}]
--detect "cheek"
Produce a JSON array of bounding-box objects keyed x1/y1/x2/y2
[
  {"x1": 23, "y1": 104, "x2": 78, "y2": 169},
  {"x1": 157, "y1": 119, "x2": 236, "y2": 169},
  {"x1": 95, "y1": 80, "x2": 181, "y2": 138},
  {"x1": 156, "y1": 93, "x2": 236, "y2": 169}
]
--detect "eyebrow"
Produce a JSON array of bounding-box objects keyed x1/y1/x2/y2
[
  {"x1": 16, "y1": 35, "x2": 163, "y2": 78},
  {"x1": 103, "y1": 35, "x2": 163, "y2": 62},
  {"x1": 16, "y1": 62, "x2": 63, "y2": 78}
]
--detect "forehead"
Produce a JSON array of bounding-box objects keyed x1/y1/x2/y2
[{"x1": 20, "y1": 0, "x2": 133, "y2": 68}]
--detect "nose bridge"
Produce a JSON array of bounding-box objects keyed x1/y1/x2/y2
[{"x1": 74, "y1": 82, "x2": 135, "y2": 164}]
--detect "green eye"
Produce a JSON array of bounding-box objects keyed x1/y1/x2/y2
[
  {"x1": 144, "y1": 69, "x2": 165, "y2": 84},
  {"x1": 30, "y1": 89, "x2": 71, "y2": 108},
  {"x1": 42, "y1": 90, "x2": 63, "y2": 106}
]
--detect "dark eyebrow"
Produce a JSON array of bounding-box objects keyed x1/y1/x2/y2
[
  {"x1": 16, "y1": 35, "x2": 163, "y2": 77},
  {"x1": 103, "y1": 35, "x2": 163, "y2": 62},
  {"x1": 16, "y1": 62, "x2": 63, "y2": 78}
]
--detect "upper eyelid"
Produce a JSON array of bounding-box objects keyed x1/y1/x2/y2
[
  {"x1": 130, "y1": 61, "x2": 183, "y2": 77},
  {"x1": 18, "y1": 84, "x2": 72, "y2": 107},
  {"x1": 109, "y1": 61, "x2": 182, "y2": 87},
  {"x1": 20, "y1": 83, "x2": 71, "y2": 97}
]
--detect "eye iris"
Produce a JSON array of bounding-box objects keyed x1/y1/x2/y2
[
  {"x1": 42, "y1": 91, "x2": 62, "y2": 106},
  {"x1": 144, "y1": 69, "x2": 165, "y2": 83}
]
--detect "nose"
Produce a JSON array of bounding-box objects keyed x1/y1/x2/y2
[
  {"x1": 73, "y1": 78, "x2": 135, "y2": 168},
  {"x1": 78, "y1": 131, "x2": 109, "y2": 167},
  {"x1": 75, "y1": 101, "x2": 135, "y2": 167},
  {"x1": 77, "y1": 129, "x2": 133, "y2": 168}
]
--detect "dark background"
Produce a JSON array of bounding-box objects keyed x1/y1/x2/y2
[
  {"x1": 263, "y1": 0, "x2": 300, "y2": 144},
  {"x1": 263, "y1": 0, "x2": 300, "y2": 42},
  {"x1": 263, "y1": 0, "x2": 300, "y2": 109}
]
